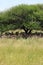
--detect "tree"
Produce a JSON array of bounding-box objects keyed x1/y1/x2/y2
[{"x1": 0, "y1": 4, "x2": 43, "y2": 35}]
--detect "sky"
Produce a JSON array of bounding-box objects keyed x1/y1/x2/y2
[{"x1": 0, "y1": 0, "x2": 43, "y2": 11}]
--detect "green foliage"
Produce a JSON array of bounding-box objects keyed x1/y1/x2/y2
[{"x1": 0, "y1": 4, "x2": 43, "y2": 34}]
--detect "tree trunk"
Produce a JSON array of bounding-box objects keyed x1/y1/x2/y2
[
  {"x1": 24, "y1": 29, "x2": 28, "y2": 34},
  {"x1": 28, "y1": 29, "x2": 32, "y2": 34},
  {"x1": 21, "y1": 26, "x2": 29, "y2": 34}
]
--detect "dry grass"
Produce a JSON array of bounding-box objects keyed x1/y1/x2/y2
[{"x1": 0, "y1": 37, "x2": 43, "y2": 65}]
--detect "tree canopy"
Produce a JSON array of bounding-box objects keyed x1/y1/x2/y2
[{"x1": 0, "y1": 4, "x2": 43, "y2": 34}]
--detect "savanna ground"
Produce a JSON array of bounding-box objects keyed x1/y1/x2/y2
[{"x1": 0, "y1": 30, "x2": 43, "y2": 65}]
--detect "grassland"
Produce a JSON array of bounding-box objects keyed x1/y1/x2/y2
[{"x1": 0, "y1": 37, "x2": 43, "y2": 65}]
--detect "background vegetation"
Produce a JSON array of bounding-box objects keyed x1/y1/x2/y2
[{"x1": 0, "y1": 4, "x2": 43, "y2": 35}]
